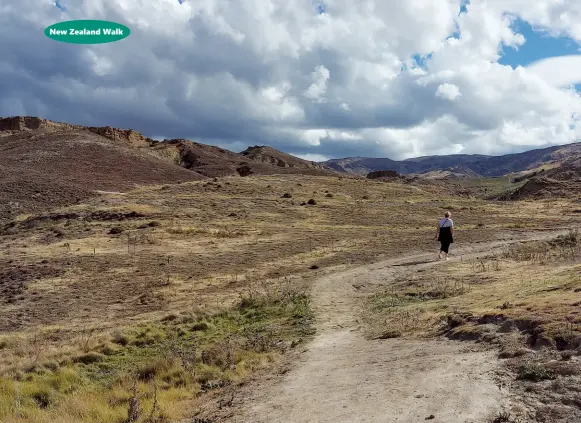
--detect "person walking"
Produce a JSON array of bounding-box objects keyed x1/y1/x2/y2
[{"x1": 435, "y1": 211, "x2": 454, "y2": 260}]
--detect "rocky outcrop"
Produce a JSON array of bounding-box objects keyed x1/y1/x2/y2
[
  {"x1": 241, "y1": 145, "x2": 329, "y2": 171},
  {"x1": 0, "y1": 116, "x2": 82, "y2": 132},
  {"x1": 86, "y1": 126, "x2": 154, "y2": 148},
  {"x1": 497, "y1": 178, "x2": 569, "y2": 200},
  {"x1": 367, "y1": 170, "x2": 399, "y2": 179},
  {"x1": 0, "y1": 117, "x2": 154, "y2": 148}
]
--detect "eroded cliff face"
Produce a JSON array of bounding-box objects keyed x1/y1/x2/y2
[
  {"x1": 0, "y1": 116, "x2": 156, "y2": 149},
  {"x1": 85, "y1": 126, "x2": 154, "y2": 148},
  {"x1": 0, "y1": 116, "x2": 83, "y2": 133}
]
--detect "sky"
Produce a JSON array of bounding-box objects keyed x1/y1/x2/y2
[{"x1": 2, "y1": 1, "x2": 581, "y2": 161}]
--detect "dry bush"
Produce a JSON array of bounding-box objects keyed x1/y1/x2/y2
[
  {"x1": 166, "y1": 336, "x2": 197, "y2": 377},
  {"x1": 243, "y1": 326, "x2": 279, "y2": 353},
  {"x1": 200, "y1": 338, "x2": 235, "y2": 371},
  {"x1": 503, "y1": 241, "x2": 550, "y2": 264},
  {"x1": 470, "y1": 256, "x2": 501, "y2": 272},
  {"x1": 491, "y1": 411, "x2": 521, "y2": 423}
]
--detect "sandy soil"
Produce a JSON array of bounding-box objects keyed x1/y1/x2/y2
[{"x1": 217, "y1": 230, "x2": 568, "y2": 423}]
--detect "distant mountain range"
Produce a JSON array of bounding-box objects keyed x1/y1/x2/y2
[{"x1": 322, "y1": 143, "x2": 581, "y2": 177}]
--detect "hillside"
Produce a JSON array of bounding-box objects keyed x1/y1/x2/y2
[
  {"x1": 0, "y1": 116, "x2": 337, "y2": 220},
  {"x1": 149, "y1": 142, "x2": 335, "y2": 178},
  {"x1": 3, "y1": 118, "x2": 581, "y2": 423},
  {"x1": 410, "y1": 166, "x2": 481, "y2": 180},
  {"x1": 323, "y1": 142, "x2": 581, "y2": 177},
  {"x1": 0, "y1": 118, "x2": 206, "y2": 221},
  {"x1": 241, "y1": 145, "x2": 329, "y2": 171},
  {"x1": 500, "y1": 154, "x2": 581, "y2": 199}
]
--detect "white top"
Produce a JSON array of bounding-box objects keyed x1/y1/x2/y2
[{"x1": 439, "y1": 218, "x2": 453, "y2": 228}]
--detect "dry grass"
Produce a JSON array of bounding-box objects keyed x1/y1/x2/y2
[
  {"x1": 1, "y1": 174, "x2": 580, "y2": 422},
  {"x1": 366, "y1": 228, "x2": 581, "y2": 422},
  {"x1": 0, "y1": 284, "x2": 313, "y2": 423},
  {"x1": 367, "y1": 233, "x2": 581, "y2": 344}
]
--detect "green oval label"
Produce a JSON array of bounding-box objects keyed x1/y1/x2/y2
[{"x1": 44, "y1": 20, "x2": 130, "y2": 44}]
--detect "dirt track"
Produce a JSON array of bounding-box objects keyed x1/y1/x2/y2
[{"x1": 219, "y1": 229, "x2": 568, "y2": 423}]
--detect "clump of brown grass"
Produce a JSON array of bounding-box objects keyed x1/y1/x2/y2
[
  {"x1": 167, "y1": 226, "x2": 244, "y2": 238},
  {"x1": 503, "y1": 241, "x2": 550, "y2": 263}
]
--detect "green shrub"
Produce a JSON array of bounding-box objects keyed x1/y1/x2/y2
[
  {"x1": 73, "y1": 352, "x2": 105, "y2": 365},
  {"x1": 517, "y1": 361, "x2": 555, "y2": 382}
]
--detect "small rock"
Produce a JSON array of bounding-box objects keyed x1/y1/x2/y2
[{"x1": 425, "y1": 415, "x2": 435, "y2": 420}]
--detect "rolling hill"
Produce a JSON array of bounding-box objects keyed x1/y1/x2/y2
[{"x1": 0, "y1": 116, "x2": 337, "y2": 221}]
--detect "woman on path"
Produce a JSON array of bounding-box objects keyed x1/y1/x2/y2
[{"x1": 435, "y1": 211, "x2": 454, "y2": 260}]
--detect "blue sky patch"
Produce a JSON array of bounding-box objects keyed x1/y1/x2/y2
[
  {"x1": 459, "y1": 0, "x2": 469, "y2": 15},
  {"x1": 445, "y1": 1, "x2": 469, "y2": 43},
  {"x1": 499, "y1": 18, "x2": 580, "y2": 68},
  {"x1": 312, "y1": 1, "x2": 326, "y2": 15},
  {"x1": 411, "y1": 53, "x2": 433, "y2": 70}
]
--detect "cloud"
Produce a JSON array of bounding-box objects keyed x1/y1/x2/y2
[
  {"x1": 435, "y1": 83, "x2": 462, "y2": 101},
  {"x1": 304, "y1": 65, "x2": 330, "y2": 103},
  {"x1": 525, "y1": 55, "x2": 581, "y2": 87},
  {"x1": 1, "y1": 0, "x2": 581, "y2": 160}
]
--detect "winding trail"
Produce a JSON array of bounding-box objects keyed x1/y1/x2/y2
[{"x1": 222, "y1": 229, "x2": 568, "y2": 423}]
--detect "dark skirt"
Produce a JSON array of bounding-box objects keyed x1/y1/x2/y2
[{"x1": 438, "y1": 226, "x2": 453, "y2": 243}]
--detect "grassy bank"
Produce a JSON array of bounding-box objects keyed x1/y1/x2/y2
[
  {"x1": 365, "y1": 229, "x2": 581, "y2": 422},
  {"x1": 367, "y1": 230, "x2": 581, "y2": 345},
  {"x1": 0, "y1": 285, "x2": 314, "y2": 423}
]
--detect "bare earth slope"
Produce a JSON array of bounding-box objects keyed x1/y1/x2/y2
[
  {"x1": 0, "y1": 127, "x2": 205, "y2": 220},
  {"x1": 500, "y1": 156, "x2": 581, "y2": 199},
  {"x1": 0, "y1": 116, "x2": 339, "y2": 219}
]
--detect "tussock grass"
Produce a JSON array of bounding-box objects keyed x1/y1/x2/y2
[
  {"x1": 166, "y1": 226, "x2": 246, "y2": 238},
  {"x1": 0, "y1": 287, "x2": 313, "y2": 423},
  {"x1": 366, "y1": 232, "x2": 581, "y2": 344}
]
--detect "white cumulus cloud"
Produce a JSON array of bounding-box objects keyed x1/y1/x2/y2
[
  {"x1": 526, "y1": 55, "x2": 581, "y2": 88},
  {"x1": 436, "y1": 83, "x2": 462, "y2": 101},
  {"x1": 304, "y1": 65, "x2": 330, "y2": 103}
]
